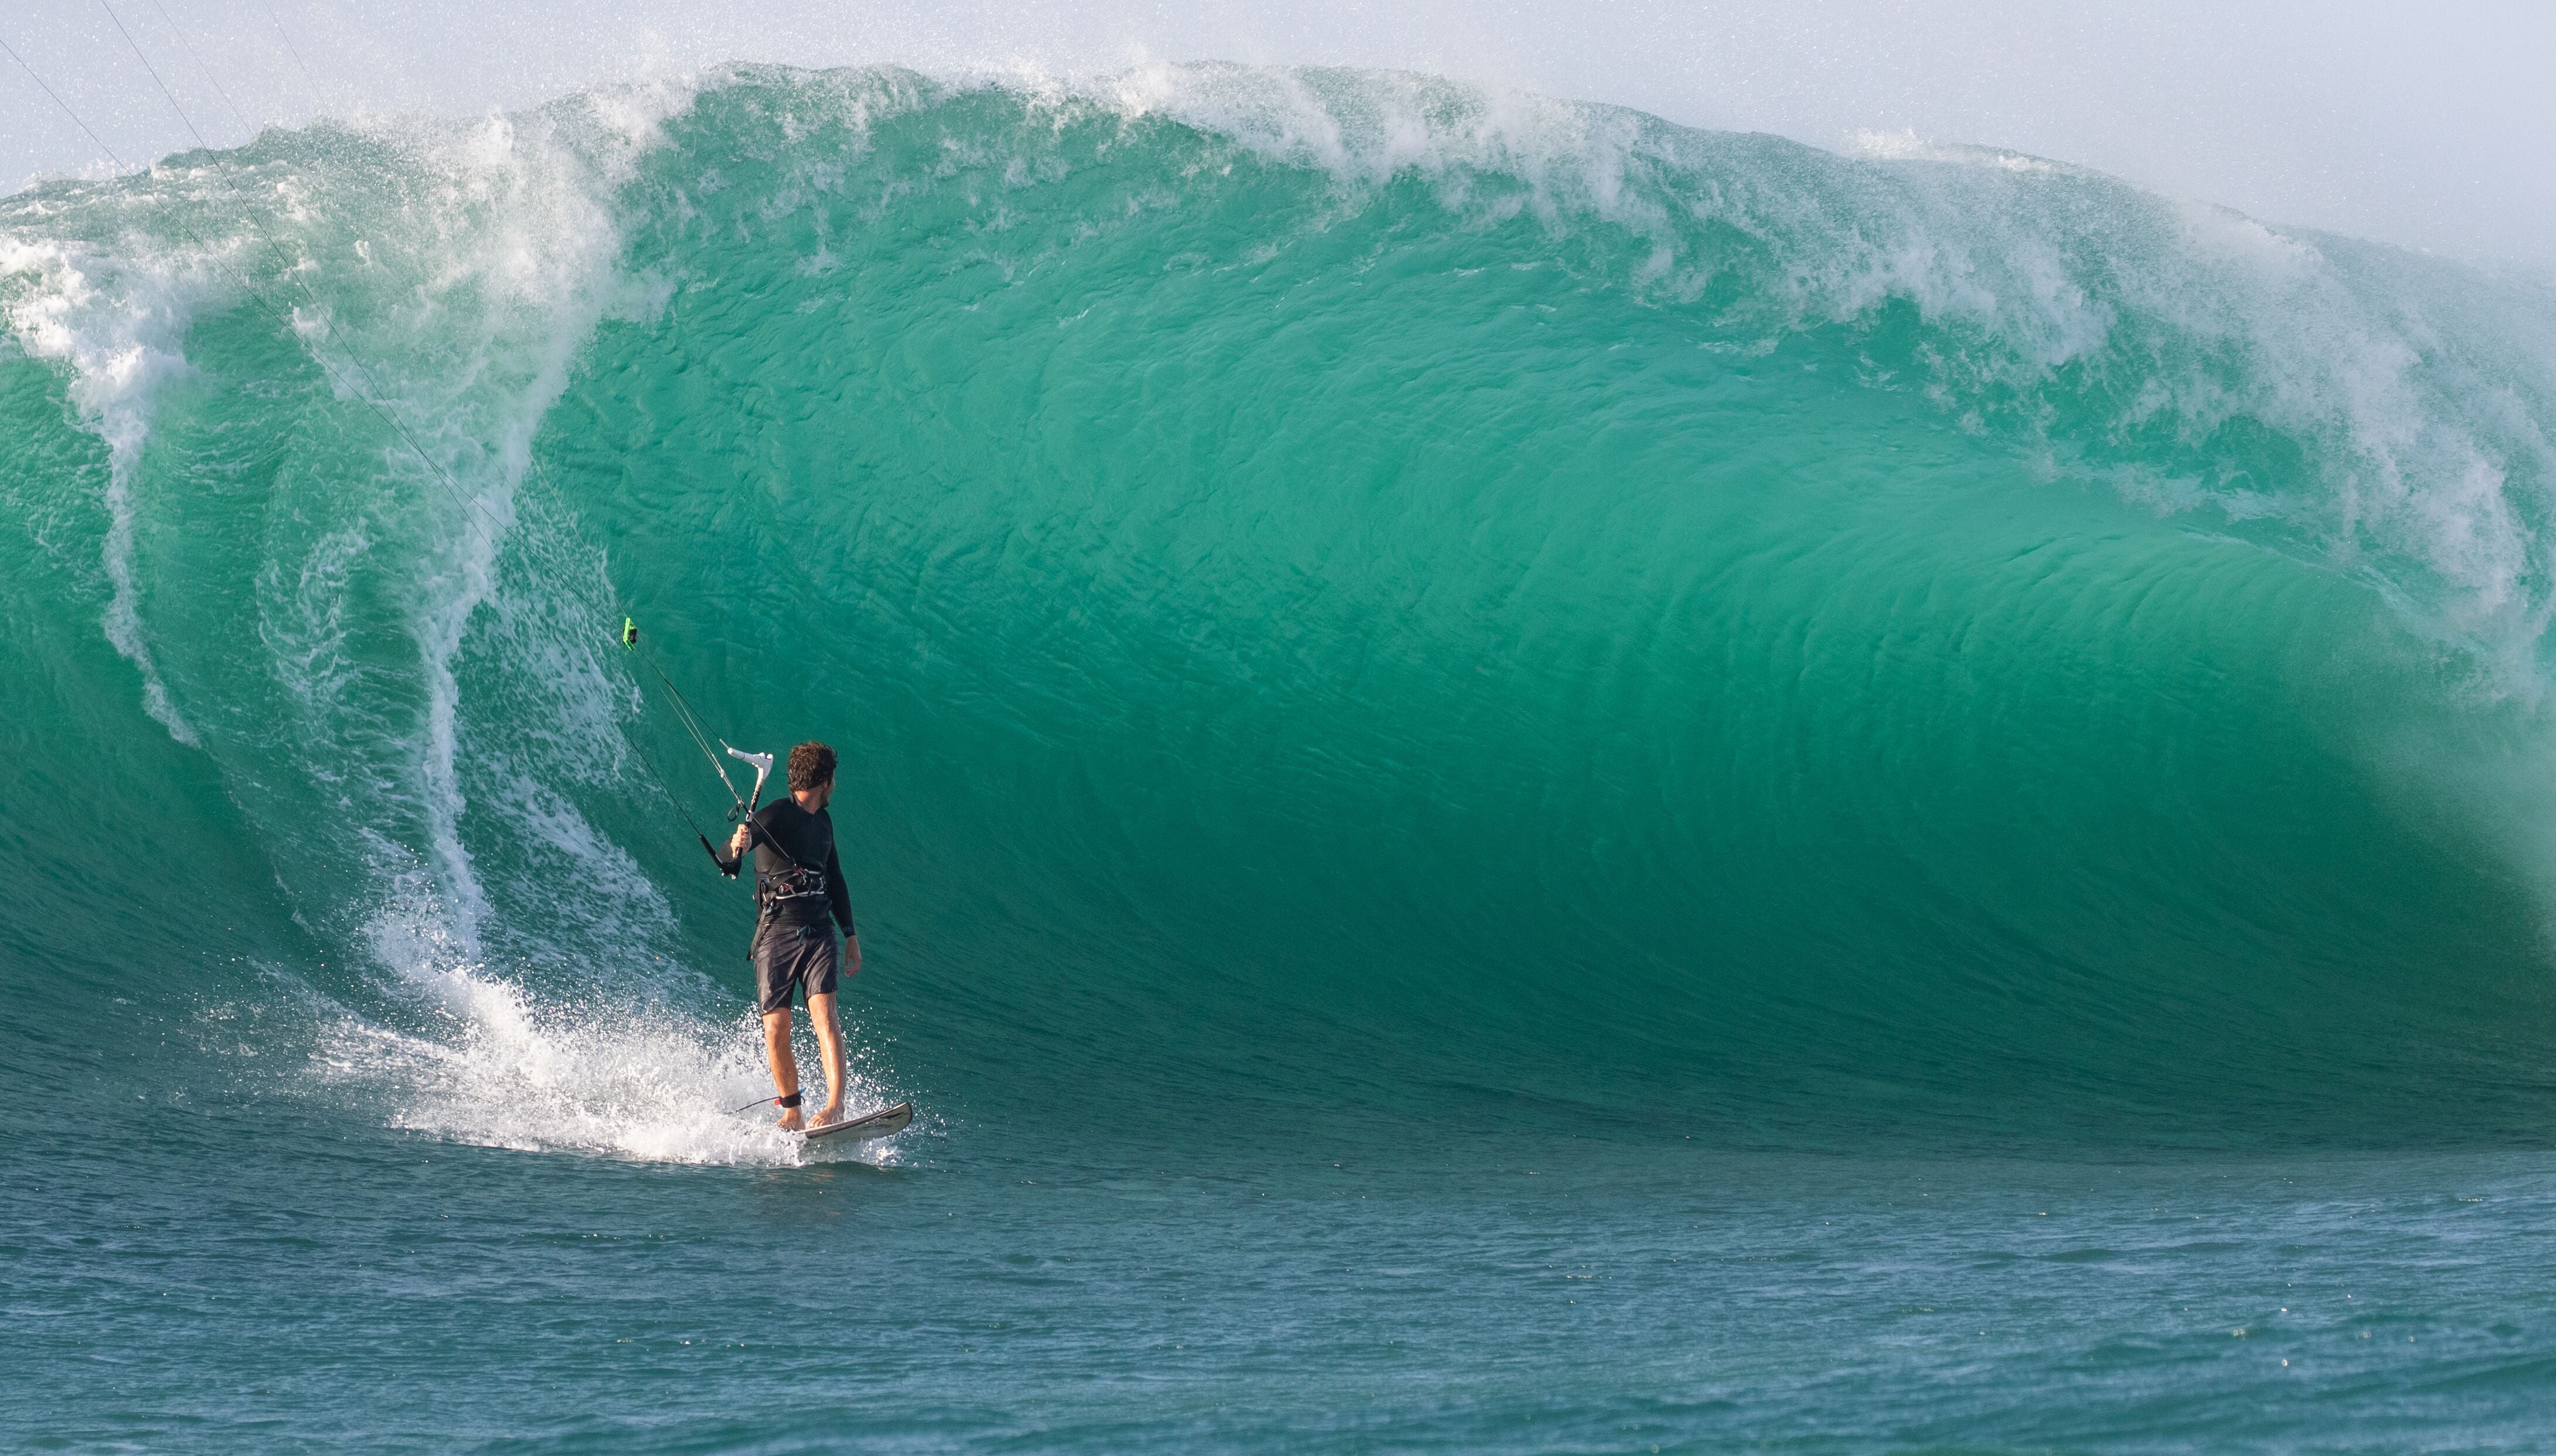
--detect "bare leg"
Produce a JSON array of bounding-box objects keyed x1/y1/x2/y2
[
  {"x1": 761, "y1": 1007, "x2": 804, "y2": 1131},
  {"x1": 807, "y1": 991, "x2": 848, "y2": 1126}
]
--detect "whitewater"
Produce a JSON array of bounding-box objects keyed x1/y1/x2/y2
[{"x1": 8, "y1": 60, "x2": 2556, "y2": 1451}]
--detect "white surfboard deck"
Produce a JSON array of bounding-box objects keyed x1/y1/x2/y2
[{"x1": 794, "y1": 1102, "x2": 913, "y2": 1144}]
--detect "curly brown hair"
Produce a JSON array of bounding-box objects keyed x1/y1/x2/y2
[{"x1": 787, "y1": 741, "x2": 838, "y2": 793}]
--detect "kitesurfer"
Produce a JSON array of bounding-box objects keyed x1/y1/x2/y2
[{"x1": 720, "y1": 741, "x2": 861, "y2": 1131}]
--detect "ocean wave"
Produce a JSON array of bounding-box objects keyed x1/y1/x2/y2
[{"x1": 6, "y1": 64, "x2": 2556, "y2": 1152}]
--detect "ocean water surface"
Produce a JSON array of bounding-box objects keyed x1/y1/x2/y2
[{"x1": 7, "y1": 63, "x2": 2556, "y2": 1451}]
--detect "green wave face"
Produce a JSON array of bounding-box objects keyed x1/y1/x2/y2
[{"x1": 8, "y1": 65, "x2": 2556, "y2": 1158}]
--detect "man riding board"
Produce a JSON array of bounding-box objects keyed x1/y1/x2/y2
[{"x1": 720, "y1": 741, "x2": 861, "y2": 1131}]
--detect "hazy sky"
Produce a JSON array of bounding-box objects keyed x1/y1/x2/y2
[{"x1": 5, "y1": 0, "x2": 2551, "y2": 269}]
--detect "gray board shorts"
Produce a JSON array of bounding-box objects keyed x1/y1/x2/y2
[{"x1": 753, "y1": 920, "x2": 841, "y2": 1014}]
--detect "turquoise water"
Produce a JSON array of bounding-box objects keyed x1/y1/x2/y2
[{"x1": 9, "y1": 63, "x2": 2556, "y2": 1450}]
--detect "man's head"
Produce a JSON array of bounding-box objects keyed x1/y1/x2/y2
[{"x1": 787, "y1": 741, "x2": 838, "y2": 795}]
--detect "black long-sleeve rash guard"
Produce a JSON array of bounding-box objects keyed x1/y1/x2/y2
[{"x1": 719, "y1": 797, "x2": 855, "y2": 937}]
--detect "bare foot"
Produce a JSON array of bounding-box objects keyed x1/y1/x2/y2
[
  {"x1": 814, "y1": 1100, "x2": 844, "y2": 1129},
  {"x1": 776, "y1": 1109, "x2": 806, "y2": 1132}
]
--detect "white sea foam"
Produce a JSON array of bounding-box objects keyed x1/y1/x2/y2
[
  {"x1": 318, "y1": 881, "x2": 897, "y2": 1167},
  {"x1": 0, "y1": 234, "x2": 220, "y2": 744}
]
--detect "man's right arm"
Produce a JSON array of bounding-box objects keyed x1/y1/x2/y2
[{"x1": 716, "y1": 819, "x2": 756, "y2": 876}]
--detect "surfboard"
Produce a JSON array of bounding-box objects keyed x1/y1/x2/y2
[{"x1": 797, "y1": 1102, "x2": 913, "y2": 1144}]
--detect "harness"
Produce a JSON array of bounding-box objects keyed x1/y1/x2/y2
[
  {"x1": 755, "y1": 864, "x2": 830, "y2": 910},
  {"x1": 736, "y1": 813, "x2": 829, "y2": 935}
]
